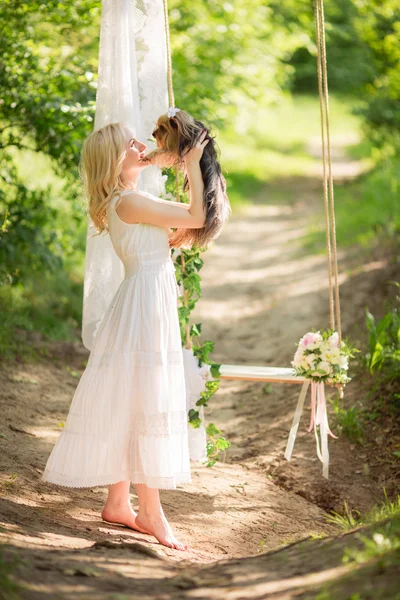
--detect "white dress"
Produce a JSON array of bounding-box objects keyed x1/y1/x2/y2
[{"x1": 42, "y1": 190, "x2": 192, "y2": 490}]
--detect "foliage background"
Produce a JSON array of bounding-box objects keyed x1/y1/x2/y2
[{"x1": 0, "y1": 0, "x2": 399, "y2": 357}]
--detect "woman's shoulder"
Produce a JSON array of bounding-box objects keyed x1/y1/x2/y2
[
  {"x1": 112, "y1": 188, "x2": 155, "y2": 203},
  {"x1": 109, "y1": 189, "x2": 140, "y2": 212},
  {"x1": 109, "y1": 189, "x2": 168, "y2": 230}
]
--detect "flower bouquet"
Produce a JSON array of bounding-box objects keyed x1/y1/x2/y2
[
  {"x1": 285, "y1": 330, "x2": 354, "y2": 479},
  {"x1": 291, "y1": 330, "x2": 352, "y2": 386}
]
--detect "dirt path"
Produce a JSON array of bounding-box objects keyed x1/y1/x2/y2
[{"x1": 1, "y1": 139, "x2": 399, "y2": 598}]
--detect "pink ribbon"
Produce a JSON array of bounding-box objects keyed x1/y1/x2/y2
[
  {"x1": 307, "y1": 381, "x2": 338, "y2": 439},
  {"x1": 285, "y1": 380, "x2": 338, "y2": 479}
]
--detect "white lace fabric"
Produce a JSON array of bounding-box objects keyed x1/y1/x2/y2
[{"x1": 82, "y1": 0, "x2": 169, "y2": 352}]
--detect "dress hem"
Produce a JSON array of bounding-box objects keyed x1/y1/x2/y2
[{"x1": 41, "y1": 470, "x2": 192, "y2": 491}]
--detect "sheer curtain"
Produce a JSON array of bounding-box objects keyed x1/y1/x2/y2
[{"x1": 82, "y1": 0, "x2": 168, "y2": 350}]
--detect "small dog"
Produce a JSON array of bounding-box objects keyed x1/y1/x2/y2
[{"x1": 140, "y1": 109, "x2": 231, "y2": 248}]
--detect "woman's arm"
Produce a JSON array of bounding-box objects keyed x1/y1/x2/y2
[
  {"x1": 115, "y1": 131, "x2": 209, "y2": 229},
  {"x1": 115, "y1": 187, "x2": 204, "y2": 229}
]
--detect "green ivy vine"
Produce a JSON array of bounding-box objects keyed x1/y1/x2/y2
[{"x1": 164, "y1": 168, "x2": 231, "y2": 467}]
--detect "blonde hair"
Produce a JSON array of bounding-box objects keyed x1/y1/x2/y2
[{"x1": 80, "y1": 122, "x2": 132, "y2": 233}]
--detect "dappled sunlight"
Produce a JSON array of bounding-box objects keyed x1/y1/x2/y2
[
  {"x1": 193, "y1": 194, "x2": 384, "y2": 332},
  {"x1": 220, "y1": 253, "x2": 326, "y2": 285},
  {"x1": 221, "y1": 217, "x2": 306, "y2": 240},
  {"x1": 1, "y1": 496, "x2": 43, "y2": 508},
  {"x1": 306, "y1": 133, "x2": 371, "y2": 181},
  {"x1": 0, "y1": 522, "x2": 20, "y2": 532},
  {"x1": 9, "y1": 371, "x2": 41, "y2": 385},
  {"x1": 0, "y1": 529, "x2": 91, "y2": 550},
  {"x1": 22, "y1": 582, "x2": 92, "y2": 597},
  {"x1": 186, "y1": 564, "x2": 351, "y2": 598},
  {"x1": 38, "y1": 531, "x2": 92, "y2": 548},
  {"x1": 30, "y1": 426, "x2": 62, "y2": 441},
  {"x1": 245, "y1": 204, "x2": 296, "y2": 218}
]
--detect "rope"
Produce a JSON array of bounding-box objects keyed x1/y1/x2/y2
[
  {"x1": 163, "y1": 0, "x2": 175, "y2": 108},
  {"x1": 163, "y1": 0, "x2": 192, "y2": 349},
  {"x1": 314, "y1": 0, "x2": 342, "y2": 343}
]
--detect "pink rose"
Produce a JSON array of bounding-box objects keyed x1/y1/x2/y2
[{"x1": 301, "y1": 331, "x2": 322, "y2": 348}]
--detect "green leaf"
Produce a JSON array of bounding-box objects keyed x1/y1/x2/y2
[
  {"x1": 210, "y1": 363, "x2": 221, "y2": 378},
  {"x1": 190, "y1": 323, "x2": 202, "y2": 337},
  {"x1": 370, "y1": 342, "x2": 384, "y2": 372},
  {"x1": 206, "y1": 422, "x2": 222, "y2": 436},
  {"x1": 205, "y1": 380, "x2": 220, "y2": 393},
  {"x1": 196, "y1": 395, "x2": 209, "y2": 407},
  {"x1": 215, "y1": 437, "x2": 231, "y2": 450}
]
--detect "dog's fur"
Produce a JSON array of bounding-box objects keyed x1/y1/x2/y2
[{"x1": 140, "y1": 110, "x2": 231, "y2": 248}]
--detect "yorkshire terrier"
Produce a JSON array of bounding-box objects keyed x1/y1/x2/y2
[{"x1": 140, "y1": 109, "x2": 231, "y2": 248}]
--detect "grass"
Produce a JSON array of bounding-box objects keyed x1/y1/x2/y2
[
  {"x1": 310, "y1": 514, "x2": 400, "y2": 600},
  {"x1": 0, "y1": 474, "x2": 19, "y2": 494},
  {"x1": 332, "y1": 399, "x2": 364, "y2": 444},
  {"x1": 0, "y1": 548, "x2": 20, "y2": 600},
  {"x1": 0, "y1": 269, "x2": 83, "y2": 359},
  {"x1": 317, "y1": 498, "x2": 400, "y2": 599},
  {"x1": 326, "y1": 490, "x2": 400, "y2": 531},
  {"x1": 302, "y1": 158, "x2": 400, "y2": 252},
  {"x1": 342, "y1": 516, "x2": 400, "y2": 565}
]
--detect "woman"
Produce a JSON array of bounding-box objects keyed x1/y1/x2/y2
[{"x1": 42, "y1": 121, "x2": 209, "y2": 551}]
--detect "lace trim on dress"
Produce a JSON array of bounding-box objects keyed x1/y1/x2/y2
[
  {"x1": 41, "y1": 470, "x2": 192, "y2": 490},
  {"x1": 64, "y1": 410, "x2": 188, "y2": 438},
  {"x1": 134, "y1": 411, "x2": 188, "y2": 437}
]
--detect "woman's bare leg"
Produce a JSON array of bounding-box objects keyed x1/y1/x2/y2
[
  {"x1": 135, "y1": 483, "x2": 188, "y2": 551},
  {"x1": 101, "y1": 480, "x2": 149, "y2": 533}
]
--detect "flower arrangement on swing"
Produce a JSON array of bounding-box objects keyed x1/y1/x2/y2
[
  {"x1": 282, "y1": 329, "x2": 357, "y2": 479},
  {"x1": 291, "y1": 330, "x2": 352, "y2": 386}
]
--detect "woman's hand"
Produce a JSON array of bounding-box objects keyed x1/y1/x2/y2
[{"x1": 182, "y1": 130, "x2": 210, "y2": 168}]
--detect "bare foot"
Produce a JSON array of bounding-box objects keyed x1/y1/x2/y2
[
  {"x1": 101, "y1": 502, "x2": 150, "y2": 534},
  {"x1": 135, "y1": 510, "x2": 188, "y2": 550}
]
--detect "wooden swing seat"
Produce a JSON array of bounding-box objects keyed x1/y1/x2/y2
[
  {"x1": 219, "y1": 364, "x2": 341, "y2": 393},
  {"x1": 219, "y1": 364, "x2": 306, "y2": 384}
]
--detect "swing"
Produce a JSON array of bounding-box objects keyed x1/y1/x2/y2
[{"x1": 162, "y1": 0, "x2": 344, "y2": 478}]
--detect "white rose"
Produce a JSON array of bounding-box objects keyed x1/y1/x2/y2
[
  {"x1": 338, "y1": 355, "x2": 349, "y2": 369},
  {"x1": 326, "y1": 348, "x2": 341, "y2": 364},
  {"x1": 292, "y1": 351, "x2": 303, "y2": 368},
  {"x1": 330, "y1": 348, "x2": 340, "y2": 365},
  {"x1": 300, "y1": 358, "x2": 309, "y2": 370},
  {"x1": 306, "y1": 353, "x2": 317, "y2": 367},
  {"x1": 318, "y1": 361, "x2": 332, "y2": 375},
  {"x1": 329, "y1": 332, "x2": 339, "y2": 347},
  {"x1": 307, "y1": 342, "x2": 319, "y2": 350},
  {"x1": 320, "y1": 341, "x2": 330, "y2": 354},
  {"x1": 294, "y1": 348, "x2": 303, "y2": 361}
]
